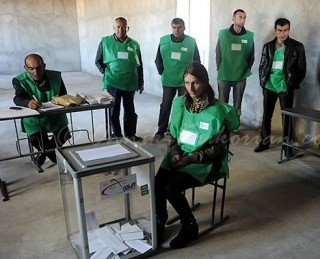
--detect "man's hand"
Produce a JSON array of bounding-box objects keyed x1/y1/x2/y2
[
  {"x1": 28, "y1": 100, "x2": 41, "y2": 110},
  {"x1": 137, "y1": 86, "x2": 144, "y2": 94},
  {"x1": 171, "y1": 154, "x2": 181, "y2": 168},
  {"x1": 176, "y1": 156, "x2": 192, "y2": 168}
]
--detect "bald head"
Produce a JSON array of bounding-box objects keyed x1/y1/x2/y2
[{"x1": 24, "y1": 54, "x2": 46, "y2": 81}]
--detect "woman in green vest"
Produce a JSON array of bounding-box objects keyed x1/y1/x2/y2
[{"x1": 155, "y1": 62, "x2": 239, "y2": 249}]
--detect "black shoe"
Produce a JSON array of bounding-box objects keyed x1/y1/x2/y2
[
  {"x1": 156, "y1": 221, "x2": 166, "y2": 245},
  {"x1": 153, "y1": 132, "x2": 165, "y2": 142},
  {"x1": 31, "y1": 154, "x2": 46, "y2": 173},
  {"x1": 128, "y1": 135, "x2": 143, "y2": 142},
  {"x1": 254, "y1": 143, "x2": 270, "y2": 153},
  {"x1": 47, "y1": 153, "x2": 57, "y2": 164},
  {"x1": 169, "y1": 221, "x2": 199, "y2": 249}
]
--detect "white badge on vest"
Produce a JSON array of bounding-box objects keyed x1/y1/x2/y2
[
  {"x1": 181, "y1": 47, "x2": 188, "y2": 51},
  {"x1": 117, "y1": 52, "x2": 129, "y2": 59},
  {"x1": 171, "y1": 52, "x2": 181, "y2": 60},
  {"x1": 127, "y1": 46, "x2": 134, "y2": 52},
  {"x1": 272, "y1": 61, "x2": 284, "y2": 70},
  {"x1": 241, "y1": 39, "x2": 248, "y2": 44},
  {"x1": 199, "y1": 122, "x2": 209, "y2": 130},
  {"x1": 231, "y1": 44, "x2": 242, "y2": 51},
  {"x1": 179, "y1": 130, "x2": 198, "y2": 146}
]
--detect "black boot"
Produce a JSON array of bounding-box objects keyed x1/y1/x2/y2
[
  {"x1": 169, "y1": 220, "x2": 199, "y2": 249},
  {"x1": 156, "y1": 220, "x2": 166, "y2": 245}
]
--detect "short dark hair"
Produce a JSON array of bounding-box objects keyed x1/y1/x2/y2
[
  {"x1": 233, "y1": 9, "x2": 245, "y2": 16},
  {"x1": 115, "y1": 17, "x2": 127, "y2": 24},
  {"x1": 274, "y1": 18, "x2": 290, "y2": 29},
  {"x1": 24, "y1": 54, "x2": 44, "y2": 66},
  {"x1": 171, "y1": 18, "x2": 185, "y2": 26}
]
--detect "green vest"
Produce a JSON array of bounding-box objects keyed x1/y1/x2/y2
[
  {"x1": 102, "y1": 35, "x2": 141, "y2": 91},
  {"x1": 160, "y1": 97, "x2": 239, "y2": 183},
  {"x1": 265, "y1": 47, "x2": 287, "y2": 93},
  {"x1": 15, "y1": 70, "x2": 68, "y2": 136},
  {"x1": 160, "y1": 35, "x2": 196, "y2": 87},
  {"x1": 217, "y1": 28, "x2": 254, "y2": 81}
]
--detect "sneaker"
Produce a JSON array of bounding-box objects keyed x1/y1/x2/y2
[
  {"x1": 31, "y1": 154, "x2": 46, "y2": 173},
  {"x1": 128, "y1": 135, "x2": 143, "y2": 142},
  {"x1": 254, "y1": 143, "x2": 270, "y2": 153},
  {"x1": 111, "y1": 133, "x2": 123, "y2": 139},
  {"x1": 153, "y1": 132, "x2": 165, "y2": 142},
  {"x1": 169, "y1": 221, "x2": 199, "y2": 249}
]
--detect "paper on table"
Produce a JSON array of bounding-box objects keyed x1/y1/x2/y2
[
  {"x1": 76, "y1": 144, "x2": 130, "y2": 162},
  {"x1": 77, "y1": 92, "x2": 114, "y2": 105},
  {"x1": 38, "y1": 102, "x2": 63, "y2": 111},
  {"x1": 0, "y1": 107, "x2": 39, "y2": 119}
]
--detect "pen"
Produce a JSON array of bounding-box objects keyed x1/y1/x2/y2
[{"x1": 32, "y1": 95, "x2": 43, "y2": 108}]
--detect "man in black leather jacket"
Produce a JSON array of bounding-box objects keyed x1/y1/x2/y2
[{"x1": 254, "y1": 18, "x2": 306, "y2": 155}]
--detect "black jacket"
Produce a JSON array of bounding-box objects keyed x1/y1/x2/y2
[{"x1": 259, "y1": 37, "x2": 306, "y2": 91}]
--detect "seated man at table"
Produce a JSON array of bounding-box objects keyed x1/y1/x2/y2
[{"x1": 13, "y1": 54, "x2": 70, "y2": 170}]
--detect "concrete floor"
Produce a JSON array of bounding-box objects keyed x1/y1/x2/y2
[{"x1": 0, "y1": 72, "x2": 320, "y2": 259}]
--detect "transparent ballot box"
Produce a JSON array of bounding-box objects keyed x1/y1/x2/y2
[{"x1": 56, "y1": 139, "x2": 156, "y2": 258}]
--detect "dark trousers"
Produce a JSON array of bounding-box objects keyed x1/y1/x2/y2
[
  {"x1": 157, "y1": 86, "x2": 185, "y2": 134},
  {"x1": 29, "y1": 126, "x2": 70, "y2": 161},
  {"x1": 155, "y1": 168, "x2": 201, "y2": 224},
  {"x1": 260, "y1": 88, "x2": 294, "y2": 146},
  {"x1": 107, "y1": 86, "x2": 138, "y2": 137},
  {"x1": 218, "y1": 79, "x2": 246, "y2": 116}
]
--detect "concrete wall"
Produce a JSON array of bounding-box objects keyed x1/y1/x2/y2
[
  {"x1": 76, "y1": 0, "x2": 176, "y2": 95},
  {"x1": 209, "y1": 0, "x2": 320, "y2": 140},
  {"x1": 0, "y1": 0, "x2": 81, "y2": 74}
]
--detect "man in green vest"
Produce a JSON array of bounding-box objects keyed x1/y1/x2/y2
[
  {"x1": 13, "y1": 54, "x2": 70, "y2": 172},
  {"x1": 254, "y1": 18, "x2": 306, "y2": 156},
  {"x1": 95, "y1": 17, "x2": 144, "y2": 142},
  {"x1": 216, "y1": 9, "x2": 254, "y2": 117},
  {"x1": 153, "y1": 18, "x2": 201, "y2": 141}
]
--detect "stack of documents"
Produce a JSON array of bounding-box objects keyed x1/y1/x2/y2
[
  {"x1": 77, "y1": 92, "x2": 114, "y2": 105},
  {"x1": 88, "y1": 222, "x2": 152, "y2": 259}
]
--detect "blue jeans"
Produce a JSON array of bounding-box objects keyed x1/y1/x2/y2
[{"x1": 107, "y1": 86, "x2": 138, "y2": 137}]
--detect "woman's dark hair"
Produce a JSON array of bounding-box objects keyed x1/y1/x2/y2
[{"x1": 183, "y1": 61, "x2": 215, "y2": 105}]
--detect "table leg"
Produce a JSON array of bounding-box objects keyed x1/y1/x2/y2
[{"x1": 0, "y1": 177, "x2": 9, "y2": 202}]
